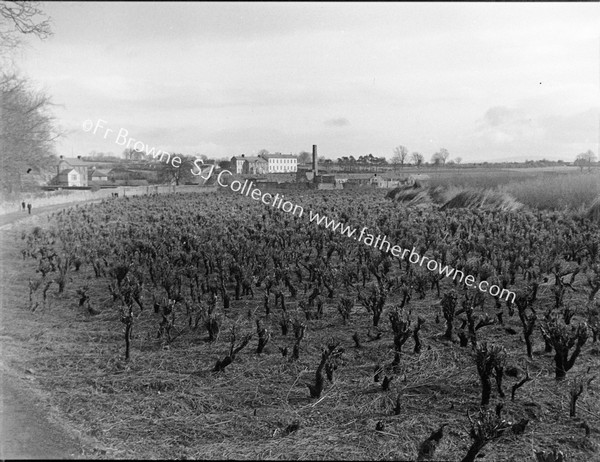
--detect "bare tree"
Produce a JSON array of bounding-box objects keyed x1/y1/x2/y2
[
  {"x1": 454, "y1": 156, "x2": 462, "y2": 165},
  {"x1": 297, "y1": 151, "x2": 311, "y2": 165},
  {"x1": 0, "y1": 1, "x2": 52, "y2": 57},
  {"x1": 439, "y1": 148, "x2": 450, "y2": 164},
  {"x1": 575, "y1": 150, "x2": 596, "y2": 172},
  {"x1": 0, "y1": 3, "x2": 56, "y2": 195},
  {"x1": 0, "y1": 73, "x2": 59, "y2": 195},
  {"x1": 392, "y1": 145, "x2": 408, "y2": 170},
  {"x1": 122, "y1": 148, "x2": 145, "y2": 161},
  {"x1": 411, "y1": 152, "x2": 424, "y2": 168},
  {"x1": 156, "y1": 154, "x2": 197, "y2": 185},
  {"x1": 432, "y1": 148, "x2": 450, "y2": 166}
]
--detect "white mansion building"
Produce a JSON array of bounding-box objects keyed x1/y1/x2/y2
[{"x1": 230, "y1": 153, "x2": 298, "y2": 174}]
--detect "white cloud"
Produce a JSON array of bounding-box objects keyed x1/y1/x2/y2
[
  {"x1": 463, "y1": 106, "x2": 599, "y2": 162},
  {"x1": 19, "y1": 2, "x2": 600, "y2": 161},
  {"x1": 324, "y1": 118, "x2": 350, "y2": 127}
]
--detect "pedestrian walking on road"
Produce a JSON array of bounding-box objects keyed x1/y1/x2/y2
[
  {"x1": 21, "y1": 201, "x2": 26, "y2": 211},
  {"x1": 27, "y1": 203, "x2": 32, "y2": 214}
]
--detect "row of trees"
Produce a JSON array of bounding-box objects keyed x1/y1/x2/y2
[
  {"x1": 265, "y1": 148, "x2": 455, "y2": 170},
  {"x1": 336, "y1": 154, "x2": 388, "y2": 172},
  {"x1": 391, "y1": 146, "x2": 462, "y2": 170},
  {"x1": 90, "y1": 146, "x2": 596, "y2": 178},
  {"x1": 364, "y1": 146, "x2": 597, "y2": 172}
]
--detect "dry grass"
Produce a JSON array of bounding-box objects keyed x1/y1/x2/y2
[
  {"x1": 588, "y1": 195, "x2": 600, "y2": 222},
  {"x1": 388, "y1": 183, "x2": 524, "y2": 212},
  {"x1": 502, "y1": 174, "x2": 600, "y2": 211},
  {"x1": 440, "y1": 189, "x2": 523, "y2": 212},
  {"x1": 427, "y1": 169, "x2": 542, "y2": 190},
  {"x1": 425, "y1": 169, "x2": 599, "y2": 212},
  {"x1": 386, "y1": 184, "x2": 458, "y2": 208},
  {"x1": 386, "y1": 185, "x2": 433, "y2": 207}
]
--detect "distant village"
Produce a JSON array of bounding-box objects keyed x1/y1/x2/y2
[
  {"x1": 48, "y1": 143, "x2": 590, "y2": 194},
  {"x1": 49, "y1": 146, "x2": 431, "y2": 191}
]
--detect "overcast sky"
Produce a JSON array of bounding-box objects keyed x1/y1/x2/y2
[{"x1": 17, "y1": 2, "x2": 600, "y2": 162}]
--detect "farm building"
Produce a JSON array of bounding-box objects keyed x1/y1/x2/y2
[
  {"x1": 230, "y1": 155, "x2": 249, "y2": 174},
  {"x1": 323, "y1": 173, "x2": 377, "y2": 188},
  {"x1": 300, "y1": 172, "x2": 403, "y2": 189},
  {"x1": 229, "y1": 155, "x2": 268, "y2": 175},
  {"x1": 106, "y1": 166, "x2": 149, "y2": 184},
  {"x1": 107, "y1": 166, "x2": 134, "y2": 181},
  {"x1": 56, "y1": 168, "x2": 86, "y2": 187},
  {"x1": 371, "y1": 173, "x2": 403, "y2": 189},
  {"x1": 244, "y1": 157, "x2": 268, "y2": 174},
  {"x1": 54, "y1": 156, "x2": 90, "y2": 187},
  {"x1": 89, "y1": 169, "x2": 110, "y2": 182},
  {"x1": 407, "y1": 173, "x2": 430, "y2": 186}
]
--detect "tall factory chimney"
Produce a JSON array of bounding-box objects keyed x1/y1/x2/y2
[{"x1": 312, "y1": 144, "x2": 318, "y2": 177}]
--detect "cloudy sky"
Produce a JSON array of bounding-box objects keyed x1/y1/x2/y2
[{"x1": 17, "y1": 2, "x2": 600, "y2": 162}]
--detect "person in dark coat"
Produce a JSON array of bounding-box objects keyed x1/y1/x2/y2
[{"x1": 27, "y1": 203, "x2": 32, "y2": 214}]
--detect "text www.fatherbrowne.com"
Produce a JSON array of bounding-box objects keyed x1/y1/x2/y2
[
  {"x1": 307, "y1": 210, "x2": 516, "y2": 303},
  {"x1": 212, "y1": 172, "x2": 514, "y2": 302}
]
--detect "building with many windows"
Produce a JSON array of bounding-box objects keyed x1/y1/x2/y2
[
  {"x1": 230, "y1": 153, "x2": 298, "y2": 174},
  {"x1": 230, "y1": 155, "x2": 269, "y2": 174},
  {"x1": 260, "y1": 153, "x2": 298, "y2": 173},
  {"x1": 246, "y1": 157, "x2": 268, "y2": 174},
  {"x1": 230, "y1": 155, "x2": 248, "y2": 174}
]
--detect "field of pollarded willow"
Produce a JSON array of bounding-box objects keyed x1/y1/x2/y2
[{"x1": 15, "y1": 189, "x2": 600, "y2": 460}]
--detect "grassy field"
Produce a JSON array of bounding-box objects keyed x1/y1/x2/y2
[
  {"x1": 422, "y1": 168, "x2": 599, "y2": 211},
  {"x1": 1, "y1": 172, "x2": 600, "y2": 460}
]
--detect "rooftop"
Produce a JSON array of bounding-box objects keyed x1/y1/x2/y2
[
  {"x1": 57, "y1": 168, "x2": 75, "y2": 176},
  {"x1": 261, "y1": 153, "x2": 298, "y2": 159},
  {"x1": 90, "y1": 169, "x2": 111, "y2": 176},
  {"x1": 58, "y1": 156, "x2": 93, "y2": 167},
  {"x1": 233, "y1": 156, "x2": 265, "y2": 162}
]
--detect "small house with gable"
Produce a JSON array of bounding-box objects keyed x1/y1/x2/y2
[
  {"x1": 54, "y1": 156, "x2": 90, "y2": 187},
  {"x1": 407, "y1": 173, "x2": 430, "y2": 186}
]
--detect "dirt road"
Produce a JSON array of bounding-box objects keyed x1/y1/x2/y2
[
  {"x1": 0, "y1": 199, "x2": 105, "y2": 230},
  {"x1": 0, "y1": 369, "x2": 83, "y2": 459},
  {"x1": 0, "y1": 202, "x2": 92, "y2": 458}
]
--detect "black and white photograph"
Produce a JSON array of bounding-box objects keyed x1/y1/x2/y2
[{"x1": 1, "y1": 2, "x2": 599, "y2": 460}]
